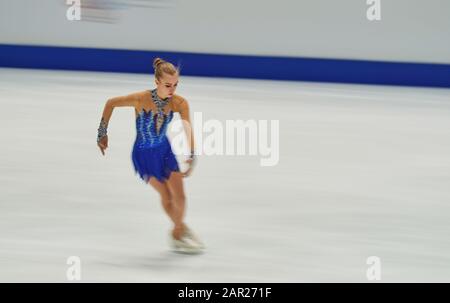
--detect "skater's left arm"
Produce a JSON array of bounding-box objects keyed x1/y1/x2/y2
[{"x1": 178, "y1": 97, "x2": 196, "y2": 171}]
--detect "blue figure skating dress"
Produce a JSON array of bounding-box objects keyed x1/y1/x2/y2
[{"x1": 131, "y1": 89, "x2": 180, "y2": 183}]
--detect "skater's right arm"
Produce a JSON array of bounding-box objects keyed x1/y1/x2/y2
[{"x1": 97, "y1": 92, "x2": 141, "y2": 155}]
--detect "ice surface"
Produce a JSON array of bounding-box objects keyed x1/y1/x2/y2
[{"x1": 0, "y1": 67, "x2": 449, "y2": 282}]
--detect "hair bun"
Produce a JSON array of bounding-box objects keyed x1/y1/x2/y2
[
  {"x1": 153, "y1": 57, "x2": 164, "y2": 69},
  {"x1": 152, "y1": 57, "x2": 178, "y2": 79}
]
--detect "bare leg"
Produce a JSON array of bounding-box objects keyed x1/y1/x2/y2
[
  {"x1": 148, "y1": 177, "x2": 177, "y2": 225},
  {"x1": 165, "y1": 171, "x2": 187, "y2": 240}
]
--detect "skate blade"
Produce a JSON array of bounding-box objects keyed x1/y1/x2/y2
[{"x1": 172, "y1": 246, "x2": 204, "y2": 255}]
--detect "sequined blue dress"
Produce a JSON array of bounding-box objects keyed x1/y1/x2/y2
[{"x1": 131, "y1": 107, "x2": 180, "y2": 183}]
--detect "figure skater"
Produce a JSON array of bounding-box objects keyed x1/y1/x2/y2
[{"x1": 96, "y1": 57, "x2": 204, "y2": 253}]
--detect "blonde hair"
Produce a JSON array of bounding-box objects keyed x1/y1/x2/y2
[{"x1": 153, "y1": 57, "x2": 179, "y2": 80}]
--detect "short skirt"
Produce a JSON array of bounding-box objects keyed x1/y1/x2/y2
[{"x1": 131, "y1": 136, "x2": 180, "y2": 183}]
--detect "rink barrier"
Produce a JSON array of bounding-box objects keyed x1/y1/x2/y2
[{"x1": 0, "y1": 44, "x2": 449, "y2": 88}]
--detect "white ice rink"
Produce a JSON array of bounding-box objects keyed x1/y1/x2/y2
[{"x1": 0, "y1": 67, "x2": 449, "y2": 282}]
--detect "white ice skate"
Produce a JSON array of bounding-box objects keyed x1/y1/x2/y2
[
  {"x1": 170, "y1": 231, "x2": 203, "y2": 254},
  {"x1": 183, "y1": 226, "x2": 205, "y2": 250}
]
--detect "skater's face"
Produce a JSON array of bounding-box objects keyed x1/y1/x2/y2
[{"x1": 155, "y1": 73, "x2": 179, "y2": 99}]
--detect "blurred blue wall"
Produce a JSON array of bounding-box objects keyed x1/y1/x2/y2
[{"x1": 0, "y1": 0, "x2": 449, "y2": 88}]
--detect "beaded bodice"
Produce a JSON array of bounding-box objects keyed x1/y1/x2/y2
[
  {"x1": 134, "y1": 89, "x2": 175, "y2": 148},
  {"x1": 135, "y1": 109, "x2": 174, "y2": 148}
]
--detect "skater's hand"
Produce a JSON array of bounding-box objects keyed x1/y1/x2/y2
[
  {"x1": 97, "y1": 135, "x2": 108, "y2": 156},
  {"x1": 182, "y1": 158, "x2": 196, "y2": 177}
]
